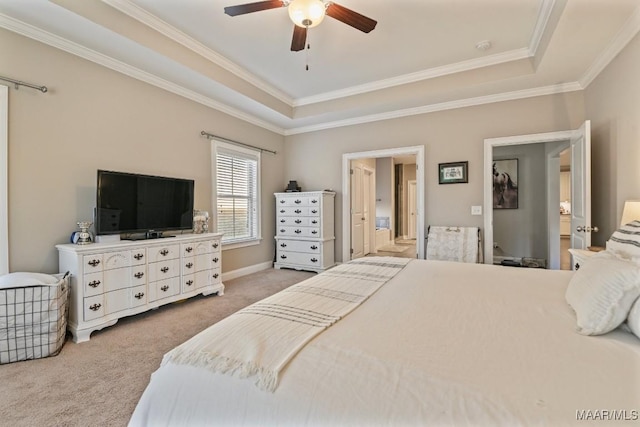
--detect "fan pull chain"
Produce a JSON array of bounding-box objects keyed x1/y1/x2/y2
[{"x1": 305, "y1": 25, "x2": 310, "y2": 71}]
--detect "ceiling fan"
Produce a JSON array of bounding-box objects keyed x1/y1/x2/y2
[{"x1": 224, "y1": 0, "x2": 377, "y2": 52}]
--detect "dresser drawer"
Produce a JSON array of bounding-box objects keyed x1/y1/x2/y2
[
  {"x1": 147, "y1": 244, "x2": 180, "y2": 263},
  {"x1": 277, "y1": 206, "x2": 310, "y2": 216},
  {"x1": 148, "y1": 259, "x2": 180, "y2": 282},
  {"x1": 277, "y1": 239, "x2": 321, "y2": 254},
  {"x1": 83, "y1": 294, "x2": 105, "y2": 321},
  {"x1": 83, "y1": 272, "x2": 104, "y2": 297},
  {"x1": 277, "y1": 226, "x2": 321, "y2": 238},
  {"x1": 277, "y1": 196, "x2": 309, "y2": 207},
  {"x1": 130, "y1": 285, "x2": 147, "y2": 308},
  {"x1": 277, "y1": 217, "x2": 310, "y2": 226},
  {"x1": 276, "y1": 251, "x2": 323, "y2": 267},
  {"x1": 149, "y1": 277, "x2": 180, "y2": 302},
  {"x1": 83, "y1": 254, "x2": 104, "y2": 273}
]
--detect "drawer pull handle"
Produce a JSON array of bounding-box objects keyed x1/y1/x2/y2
[
  {"x1": 311, "y1": 230, "x2": 318, "y2": 235},
  {"x1": 185, "y1": 247, "x2": 193, "y2": 253},
  {"x1": 280, "y1": 243, "x2": 287, "y2": 248},
  {"x1": 280, "y1": 199, "x2": 285, "y2": 204},
  {"x1": 213, "y1": 273, "x2": 219, "y2": 279},
  {"x1": 295, "y1": 229, "x2": 302, "y2": 234},
  {"x1": 88, "y1": 280, "x2": 101, "y2": 288},
  {"x1": 88, "y1": 259, "x2": 100, "y2": 267},
  {"x1": 295, "y1": 219, "x2": 302, "y2": 224},
  {"x1": 280, "y1": 209, "x2": 285, "y2": 213},
  {"x1": 212, "y1": 243, "x2": 219, "y2": 249},
  {"x1": 280, "y1": 219, "x2": 286, "y2": 223},
  {"x1": 89, "y1": 303, "x2": 102, "y2": 311},
  {"x1": 310, "y1": 258, "x2": 318, "y2": 263},
  {"x1": 310, "y1": 245, "x2": 318, "y2": 250},
  {"x1": 311, "y1": 209, "x2": 318, "y2": 214},
  {"x1": 294, "y1": 209, "x2": 302, "y2": 214},
  {"x1": 134, "y1": 292, "x2": 145, "y2": 299},
  {"x1": 280, "y1": 229, "x2": 286, "y2": 233},
  {"x1": 280, "y1": 254, "x2": 287, "y2": 259},
  {"x1": 311, "y1": 199, "x2": 318, "y2": 204},
  {"x1": 311, "y1": 220, "x2": 318, "y2": 224},
  {"x1": 186, "y1": 262, "x2": 193, "y2": 269},
  {"x1": 186, "y1": 280, "x2": 193, "y2": 286},
  {"x1": 160, "y1": 249, "x2": 169, "y2": 256},
  {"x1": 134, "y1": 253, "x2": 144, "y2": 260},
  {"x1": 213, "y1": 257, "x2": 219, "y2": 263},
  {"x1": 134, "y1": 272, "x2": 144, "y2": 279},
  {"x1": 161, "y1": 266, "x2": 169, "y2": 273},
  {"x1": 295, "y1": 199, "x2": 302, "y2": 204},
  {"x1": 161, "y1": 285, "x2": 169, "y2": 292}
]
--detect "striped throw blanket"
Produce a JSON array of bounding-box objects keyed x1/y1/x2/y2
[{"x1": 163, "y1": 257, "x2": 412, "y2": 391}]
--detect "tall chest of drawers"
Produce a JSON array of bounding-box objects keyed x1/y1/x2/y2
[{"x1": 274, "y1": 191, "x2": 335, "y2": 273}]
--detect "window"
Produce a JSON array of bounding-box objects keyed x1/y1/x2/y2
[{"x1": 212, "y1": 140, "x2": 261, "y2": 248}]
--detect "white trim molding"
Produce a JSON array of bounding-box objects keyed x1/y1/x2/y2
[{"x1": 222, "y1": 260, "x2": 273, "y2": 282}]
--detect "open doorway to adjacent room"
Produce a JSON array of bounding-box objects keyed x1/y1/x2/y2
[{"x1": 342, "y1": 146, "x2": 425, "y2": 262}]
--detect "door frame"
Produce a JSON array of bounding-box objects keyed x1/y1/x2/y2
[
  {"x1": 342, "y1": 146, "x2": 425, "y2": 262},
  {"x1": 483, "y1": 130, "x2": 574, "y2": 265},
  {"x1": 0, "y1": 85, "x2": 7, "y2": 275}
]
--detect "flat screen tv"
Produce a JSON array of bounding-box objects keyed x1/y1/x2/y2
[{"x1": 95, "y1": 169, "x2": 194, "y2": 238}]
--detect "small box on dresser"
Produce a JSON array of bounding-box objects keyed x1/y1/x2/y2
[
  {"x1": 57, "y1": 233, "x2": 224, "y2": 343},
  {"x1": 274, "y1": 191, "x2": 335, "y2": 273}
]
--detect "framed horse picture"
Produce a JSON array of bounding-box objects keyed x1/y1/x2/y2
[{"x1": 492, "y1": 159, "x2": 518, "y2": 209}]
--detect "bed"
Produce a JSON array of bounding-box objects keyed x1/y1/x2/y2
[{"x1": 129, "y1": 255, "x2": 640, "y2": 426}]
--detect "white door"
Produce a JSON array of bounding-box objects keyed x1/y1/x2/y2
[
  {"x1": 350, "y1": 163, "x2": 364, "y2": 259},
  {"x1": 407, "y1": 180, "x2": 417, "y2": 239},
  {"x1": 570, "y1": 120, "x2": 594, "y2": 250},
  {"x1": 363, "y1": 168, "x2": 374, "y2": 255}
]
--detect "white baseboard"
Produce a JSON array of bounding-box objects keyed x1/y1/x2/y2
[{"x1": 222, "y1": 260, "x2": 273, "y2": 282}]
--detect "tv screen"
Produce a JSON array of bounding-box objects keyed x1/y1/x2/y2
[{"x1": 96, "y1": 170, "x2": 194, "y2": 237}]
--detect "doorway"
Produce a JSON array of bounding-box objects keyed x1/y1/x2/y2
[
  {"x1": 342, "y1": 146, "x2": 425, "y2": 262},
  {"x1": 483, "y1": 121, "x2": 594, "y2": 268}
]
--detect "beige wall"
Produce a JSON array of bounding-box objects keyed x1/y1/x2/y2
[
  {"x1": 5, "y1": 24, "x2": 634, "y2": 273},
  {"x1": 1, "y1": 29, "x2": 284, "y2": 274},
  {"x1": 585, "y1": 32, "x2": 640, "y2": 245},
  {"x1": 285, "y1": 93, "x2": 585, "y2": 261}
]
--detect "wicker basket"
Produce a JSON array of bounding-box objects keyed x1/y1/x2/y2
[{"x1": 0, "y1": 272, "x2": 70, "y2": 364}]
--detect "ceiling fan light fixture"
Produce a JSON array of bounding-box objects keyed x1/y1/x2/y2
[{"x1": 288, "y1": 0, "x2": 326, "y2": 28}]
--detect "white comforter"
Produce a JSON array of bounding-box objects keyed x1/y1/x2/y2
[{"x1": 130, "y1": 259, "x2": 640, "y2": 426}]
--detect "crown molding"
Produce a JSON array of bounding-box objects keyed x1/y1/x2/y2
[
  {"x1": 293, "y1": 48, "x2": 532, "y2": 107},
  {"x1": 579, "y1": 5, "x2": 640, "y2": 88},
  {"x1": 528, "y1": 0, "x2": 557, "y2": 56},
  {"x1": 0, "y1": 13, "x2": 285, "y2": 135},
  {"x1": 285, "y1": 82, "x2": 583, "y2": 135},
  {"x1": 101, "y1": 0, "x2": 295, "y2": 106}
]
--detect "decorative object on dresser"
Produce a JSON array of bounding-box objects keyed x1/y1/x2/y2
[
  {"x1": 56, "y1": 233, "x2": 224, "y2": 343},
  {"x1": 274, "y1": 191, "x2": 335, "y2": 273},
  {"x1": 285, "y1": 180, "x2": 301, "y2": 192}
]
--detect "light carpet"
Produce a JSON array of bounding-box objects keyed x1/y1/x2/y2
[
  {"x1": 0, "y1": 268, "x2": 314, "y2": 427},
  {"x1": 377, "y1": 244, "x2": 412, "y2": 253}
]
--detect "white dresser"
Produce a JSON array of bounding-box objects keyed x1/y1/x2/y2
[
  {"x1": 274, "y1": 191, "x2": 335, "y2": 273},
  {"x1": 57, "y1": 233, "x2": 224, "y2": 342}
]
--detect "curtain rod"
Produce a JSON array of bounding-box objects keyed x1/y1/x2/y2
[
  {"x1": 201, "y1": 131, "x2": 277, "y2": 155},
  {"x1": 0, "y1": 75, "x2": 48, "y2": 93}
]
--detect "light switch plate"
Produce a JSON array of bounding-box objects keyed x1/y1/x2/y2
[{"x1": 471, "y1": 205, "x2": 482, "y2": 215}]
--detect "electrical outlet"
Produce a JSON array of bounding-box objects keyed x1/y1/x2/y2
[{"x1": 471, "y1": 205, "x2": 482, "y2": 215}]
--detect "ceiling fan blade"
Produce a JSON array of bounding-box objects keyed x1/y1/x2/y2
[
  {"x1": 326, "y1": 2, "x2": 377, "y2": 33},
  {"x1": 291, "y1": 25, "x2": 307, "y2": 51},
  {"x1": 224, "y1": 1, "x2": 285, "y2": 17}
]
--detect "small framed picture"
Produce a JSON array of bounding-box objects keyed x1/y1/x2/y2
[{"x1": 438, "y1": 161, "x2": 468, "y2": 184}]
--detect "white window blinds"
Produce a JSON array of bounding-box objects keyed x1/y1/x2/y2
[{"x1": 214, "y1": 142, "x2": 261, "y2": 245}]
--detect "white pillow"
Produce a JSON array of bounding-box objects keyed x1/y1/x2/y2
[
  {"x1": 565, "y1": 250, "x2": 640, "y2": 335},
  {"x1": 627, "y1": 297, "x2": 640, "y2": 339},
  {"x1": 0, "y1": 272, "x2": 60, "y2": 289},
  {"x1": 607, "y1": 220, "x2": 640, "y2": 259}
]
